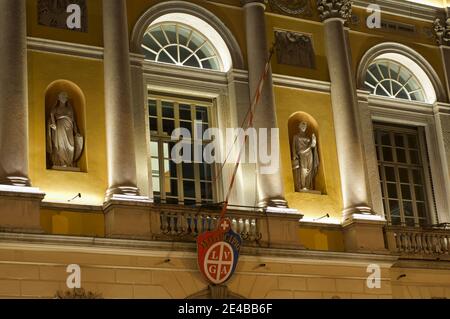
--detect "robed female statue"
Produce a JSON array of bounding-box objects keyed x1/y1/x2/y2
[
  {"x1": 46, "y1": 92, "x2": 84, "y2": 168},
  {"x1": 292, "y1": 121, "x2": 320, "y2": 192}
]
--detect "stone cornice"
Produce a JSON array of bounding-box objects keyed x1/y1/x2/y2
[{"x1": 317, "y1": 0, "x2": 353, "y2": 22}]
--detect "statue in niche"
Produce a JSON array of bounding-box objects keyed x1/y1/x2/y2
[
  {"x1": 292, "y1": 121, "x2": 320, "y2": 192},
  {"x1": 46, "y1": 92, "x2": 84, "y2": 169}
]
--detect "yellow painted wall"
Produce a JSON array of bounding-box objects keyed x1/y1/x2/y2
[
  {"x1": 40, "y1": 209, "x2": 104, "y2": 237},
  {"x1": 275, "y1": 88, "x2": 343, "y2": 221},
  {"x1": 299, "y1": 227, "x2": 345, "y2": 251},
  {"x1": 28, "y1": 51, "x2": 107, "y2": 206}
]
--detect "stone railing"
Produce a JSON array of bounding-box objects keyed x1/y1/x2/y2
[
  {"x1": 385, "y1": 225, "x2": 450, "y2": 259},
  {"x1": 157, "y1": 209, "x2": 262, "y2": 243},
  {"x1": 137, "y1": 204, "x2": 305, "y2": 249}
]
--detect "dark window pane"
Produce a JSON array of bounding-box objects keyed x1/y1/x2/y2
[
  {"x1": 385, "y1": 166, "x2": 396, "y2": 182},
  {"x1": 182, "y1": 163, "x2": 195, "y2": 180},
  {"x1": 169, "y1": 161, "x2": 177, "y2": 178},
  {"x1": 382, "y1": 147, "x2": 393, "y2": 162},
  {"x1": 196, "y1": 107, "x2": 209, "y2": 122},
  {"x1": 415, "y1": 186, "x2": 425, "y2": 201},
  {"x1": 410, "y1": 150, "x2": 420, "y2": 165},
  {"x1": 403, "y1": 201, "x2": 413, "y2": 216},
  {"x1": 408, "y1": 135, "x2": 418, "y2": 149},
  {"x1": 183, "y1": 181, "x2": 196, "y2": 198},
  {"x1": 397, "y1": 149, "x2": 406, "y2": 163},
  {"x1": 180, "y1": 105, "x2": 191, "y2": 120},
  {"x1": 395, "y1": 134, "x2": 405, "y2": 147},
  {"x1": 149, "y1": 100, "x2": 157, "y2": 117},
  {"x1": 401, "y1": 185, "x2": 411, "y2": 200},
  {"x1": 162, "y1": 102, "x2": 174, "y2": 118},
  {"x1": 417, "y1": 202, "x2": 427, "y2": 218},
  {"x1": 163, "y1": 119, "x2": 175, "y2": 134},
  {"x1": 150, "y1": 118, "x2": 158, "y2": 132},
  {"x1": 166, "y1": 178, "x2": 178, "y2": 197},
  {"x1": 412, "y1": 170, "x2": 423, "y2": 185},
  {"x1": 158, "y1": 50, "x2": 173, "y2": 64},
  {"x1": 381, "y1": 133, "x2": 391, "y2": 145},
  {"x1": 201, "y1": 182, "x2": 213, "y2": 200},
  {"x1": 387, "y1": 183, "x2": 398, "y2": 198},
  {"x1": 180, "y1": 121, "x2": 192, "y2": 134},
  {"x1": 200, "y1": 163, "x2": 212, "y2": 181},
  {"x1": 398, "y1": 168, "x2": 409, "y2": 183},
  {"x1": 389, "y1": 200, "x2": 400, "y2": 216}
]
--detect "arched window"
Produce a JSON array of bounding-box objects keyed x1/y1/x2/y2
[
  {"x1": 142, "y1": 22, "x2": 222, "y2": 71},
  {"x1": 365, "y1": 60, "x2": 425, "y2": 102},
  {"x1": 363, "y1": 52, "x2": 437, "y2": 104},
  {"x1": 139, "y1": 12, "x2": 235, "y2": 72}
]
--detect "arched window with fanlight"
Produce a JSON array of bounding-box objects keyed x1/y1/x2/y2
[
  {"x1": 133, "y1": 9, "x2": 240, "y2": 206},
  {"x1": 357, "y1": 47, "x2": 448, "y2": 228},
  {"x1": 142, "y1": 22, "x2": 223, "y2": 71},
  {"x1": 365, "y1": 60, "x2": 426, "y2": 102}
]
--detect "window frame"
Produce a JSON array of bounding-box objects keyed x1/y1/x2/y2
[
  {"x1": 373, "y1": 123, "x2": 435, "y2": 227},
  {"x1": 357, "y1": 92, "x2": 450, "y2": 227},
  {"x1": 146, "y1": 91, "x2": 220, "y2": 206}
]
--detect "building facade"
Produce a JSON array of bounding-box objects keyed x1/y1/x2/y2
[{"x1": 0, "y1": 0, "x2": 450, "y2": 299}]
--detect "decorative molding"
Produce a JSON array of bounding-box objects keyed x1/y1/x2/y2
[
  {"x1": 27, "y1": 37, "x2": 103, "y2": 60},
  {"x1": 272, "y1": 74, "x2": 331, "y2": 93},
  {"x1": 317, "y1": 0, "x2": 353, "y2": 22},
  {"x1": 433, "y1": 17, "x2": 450, "y2": 46},
  {"x1": 274, "y1": 30, "x2": 316, "y2": 69},
  {"x1": 0, "y1": 232, "x2": 399, "y2": 265}
]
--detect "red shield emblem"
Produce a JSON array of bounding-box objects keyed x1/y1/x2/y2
[{"x1": 197, "y1": 218, "x2": 242, "y2": 285}]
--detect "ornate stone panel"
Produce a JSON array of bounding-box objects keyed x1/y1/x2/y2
[
  {"x1": 274, "y1": 31, "x2": 316, "y2": 69},
  {"x1": 38, "y1": 0, "x2": 88, "y2": 32}
]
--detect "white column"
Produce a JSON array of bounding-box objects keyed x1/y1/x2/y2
[
  {"x1": 103, "y1": 0, "x2": 141, "y2": 201},
  {"x1": 242, "y1": 0, "x2": 287, "y2": 208},
  {"x1": 319, "y1": 2, "x2": 374, "y2": 220},
  {"x1": 0, "y1": 0, "x2": 31, "y2": 187}
]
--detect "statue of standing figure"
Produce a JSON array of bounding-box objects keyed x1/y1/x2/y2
[
  {"x1": 46, "y1": 92, "x2": 84, "y2": 169},
  {"x1": 292, "y1": 121, "x2": 320, "y2": 192}
]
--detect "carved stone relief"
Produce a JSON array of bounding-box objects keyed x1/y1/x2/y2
[
  {"x1": 38, "y1": 0, "x2": 87, "y2": 32},
  {"x1": 268, "y1": 0, "x2": 312, "y2": 17},
  {"x1": 275, "y1": 30, "x2": 316, "y2": 69}
]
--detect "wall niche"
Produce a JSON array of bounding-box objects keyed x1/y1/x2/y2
[
  {"x1": 288, "y1": 112, "x2": 326, "y2": 195},
  {"x1": 45, "y1": 80, "x2": 87, "y2": 172}
]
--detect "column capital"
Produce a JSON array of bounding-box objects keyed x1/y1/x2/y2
[
  {"x1": 433, "y1": 17, "x2": 450, "y2": 46},
  {"x1": 241, "y1": 0, "x2": 267, "y2": 8},
  {"x1": 317, "y1": 0, "x2": 352, "y2": 22}
]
